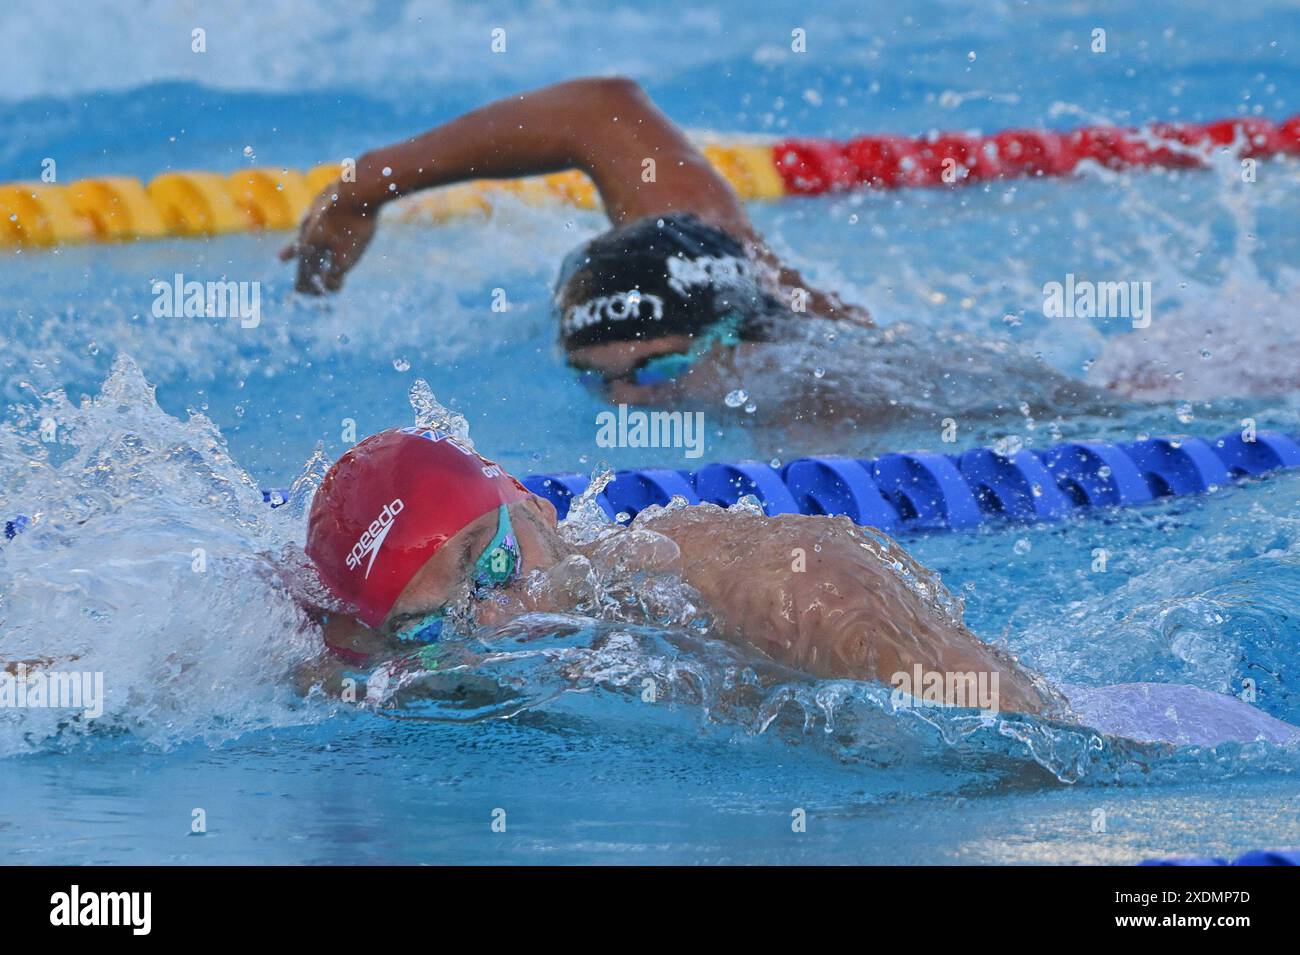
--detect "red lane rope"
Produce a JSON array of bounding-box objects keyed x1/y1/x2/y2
[{"x1": 772, "y1": 115, "x2": 1300, "y2": 194}]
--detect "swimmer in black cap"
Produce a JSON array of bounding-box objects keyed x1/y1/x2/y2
[{"x1": 281, "y1": 77, "x2": 868, "y2": 403}]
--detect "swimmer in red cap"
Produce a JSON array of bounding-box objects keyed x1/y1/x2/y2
[
  {"x1": 307, "y1": 426, "x2": 533, "y2": 632},
  {"x1": 306, "y1": 426, "x2": 1053, "y2": 713},
  {"x1": 302, "y1": 428, "x2": 1300, "y2": 743}
]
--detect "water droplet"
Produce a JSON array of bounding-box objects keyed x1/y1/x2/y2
[
  {"x1": 393, "y1": 357, "x2": 411, "y2": 372},
  {"x1": 725, "y1": 389, "x2": 748, "y2": 408},
  {"x1": 1097, "y1": 465, "x2": 1113, "y2": 479},
  {"x1": 744, "y1": 402, "x2": 757, "y2": 414},
  {"x1": 337, "y1": 333, "x2": 350, "y2": 345},
  {"x1": 1199, "y1": 348, "x2": 1212, "y2": 359},
  {"x1": 814, "y1": 367, "x2": 826, "y2": 379},
  {"x1": 993, "y1": 434, "x2": 1024, "y2": 456},
  {"x1": 1013, "y1": 538, "x2": 1031, "y2": 555},
  {"x1": 1176, "y1": 402, "x2": 1194, "y2": 424},
  {"x1": 382, "y1": 166, "x2": 393, "y2": 177},
  {"x1": 408, "y1": 379, "x2": 472, "y2": 443},
  {"x1": 967, "y1": 50, "x2": 977, "y2": 61},
  {"x1": 242, "y1": 145, "x2": 254, "y2": 157}
]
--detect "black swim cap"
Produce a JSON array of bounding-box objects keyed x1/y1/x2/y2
[{"x1": 554, "y1": 213, "x2": 783, "y2": 351}]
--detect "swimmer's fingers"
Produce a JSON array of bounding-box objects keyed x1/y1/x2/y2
[
  {"x1": 294, "y1": 245, "x2": 343, "y2": 295},
  {"x1": 285, "y1": 203, "x2": 376, "y2": 293},
  {"x1": 319, "y1": 259, "x2": 347, "y2": 293},
  {"x1": 281, "y1": 202, "x2": 337, "y2": 291}
]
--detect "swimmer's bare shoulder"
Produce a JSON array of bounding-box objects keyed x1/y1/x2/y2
[{"x1": 637, "y1": 505, "x2": 1050, "y2": 713}]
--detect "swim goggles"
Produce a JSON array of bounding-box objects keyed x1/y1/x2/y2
[
  {"x1": 391, "y1": 504, "x2": 521, "y2": 645},
  {"x1": 577, "y1": 312, "x2": 744, "y2": 389}
]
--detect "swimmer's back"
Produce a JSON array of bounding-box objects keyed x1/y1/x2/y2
[{"x1": 636, "y1": 506, "x2": 1050, "y2": 710}]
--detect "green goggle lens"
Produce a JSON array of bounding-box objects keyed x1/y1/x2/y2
[{"x1": 393, "y1": 505, "x2": 521, "y2": 645}]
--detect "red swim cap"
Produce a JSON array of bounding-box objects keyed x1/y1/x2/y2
[{"x1": 306, "y1": 427, "x2": 531, "y2": 628}]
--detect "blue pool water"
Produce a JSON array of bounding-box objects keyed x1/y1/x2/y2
[{"x1": 2, "y1": 0, "x2": 1300, "y2": 864}]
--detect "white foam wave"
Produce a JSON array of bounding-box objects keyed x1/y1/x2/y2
[{"x1": 0, "y1": 355, "x2": 331, "y2": 756}]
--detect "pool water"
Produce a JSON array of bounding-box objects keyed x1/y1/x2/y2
[{"x1": 2, "y1": 0, "x2": 1299, "y2": 864}]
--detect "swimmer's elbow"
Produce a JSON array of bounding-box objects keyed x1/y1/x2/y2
[
  {"x1": 573, "y1": 76, "x2": 648, "y2": 105},
  {"x1": 545, "y1": 77, "x2": 660, "y2": 173},
  {"x1": 554, "y1": 76, "x2": 654, "y2": 127}
]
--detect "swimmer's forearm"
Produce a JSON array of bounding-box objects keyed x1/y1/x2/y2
[
  {"x1": 335, "y1": 77, "x2": 749, "y2": 229},
  {"x1": 338, "y1": 78, "x2": 656, "y2": 210}
]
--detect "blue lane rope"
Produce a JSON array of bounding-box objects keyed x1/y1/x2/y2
[
  {"x1": 252, "y1": 429, "x2": 1300, "y2": 523},
  {"x1": 305, "y1": 429, "x2": 1294, "y2": 529},
  {"x1": 8, "y1": 431, "x2": 1298, "y2": 531},
  {"x1": 1142, "y1": 848, "x2": 1300, "y2": 866},
  {"x1": 521, "y1": 429, "x2": 1300, "y2": 527}
]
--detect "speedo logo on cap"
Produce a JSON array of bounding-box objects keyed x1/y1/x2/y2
[{"x1": 346, "y1": 498, "x2": 405, "y2": 578}]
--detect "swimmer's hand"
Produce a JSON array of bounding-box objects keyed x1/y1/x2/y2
[{"x1": 279, "y1": 184, "x2": 378, "y2": 294}]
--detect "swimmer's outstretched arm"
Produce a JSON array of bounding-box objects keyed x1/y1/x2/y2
[
  {"x1": 281, "y1": 77, "x2": 870, "y2": 322},
  {"x1": 281, "y1": 77, "x2": 738, "y2": 292}
]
